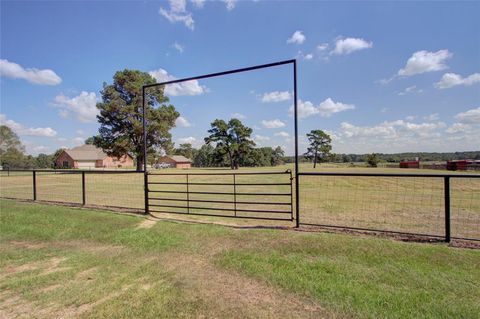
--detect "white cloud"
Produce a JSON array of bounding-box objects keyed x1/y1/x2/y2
[
  {"x1": 254, "y1": 135, "x2": 270, "y2": 142},
  {"x1": 159, "y1": 0, "x2": 194, "y2": 30},
  {"x1": 172, "y1": 42, "x2": 185, "y2": 53},
  {"x1": 223, "y1": 0, "x2": 236, "y2": 11},
  {"x1": 149, "y1": 68, "x2": 207, "y2": 96},
  {"x1": 231, "y1": 112, "x2": 246, "y2": 119},
  {"x1": 287, "y1": 31, "x2": 306, "y2": 44},
  {"x1": 274, "y1": 131, "x2": 290, "y2": 138},
  {"x1": 177, "y1": 136, "x2": 201, "y2": 147},
  {"x1": 423, "y1": 113, "x2": 440, "y2": 122},
  {"x1": 304, "y1": 53, "x2": 314, "y2": 60},
  {"x1": 317, "y1": 43, "x2": 329, "y2": 51},
  {"x1": 0, "y1": 114, "x2": 57, "y2": 137},
  {"x1": 380, "y1": 107, "x2": 389, "y2": 113},
  {"x1": 176, "y1": 116, "x2": 191, "y2": 127},
  {"x1": 446, "y1": 123, "x2": 472, "y2": 134},
  {"x1": 262, "y1": 119, "x2": 285, "y2": 129},
  {"x1": 317, "y1": 98, "x2": 355, "y2": 117},
  {"x1": 292, "y1": 98, "x2": 355, "y2": 119},
  {"x1": 53, "y1": 91, "x2": 99, "y2": 123},
  {"x1": 454, "y1": 107, "x2": 480, "y2": 124},
  {"x1": 340, "y1": 120, "x2": 446, "y2": 140},
  {"x1": 190, "y1": 0, "x2": 205, "y2": 8},
  {"x1": 293, "y1": 100, "x2": 319, "y2": 119},
  {"x1": 33, "y1": 145, "x2": 50, "y2": 153},
  {"x1": 0, "y1": 59, "x2": 62, "y2": 86},
  {"x1": 331, "y1": 37, "x2": 372, "y2": 55},
  {"x1": 261, "y1": 91, "x2": 292, "y2": 103},
  {"x1": 398, "y1": 50, "x2": 452, "y2": 76},
  {"x1": 398, "y1": 85, "x2": 423, "y2": 96},
  {"x1": 434, "y1": 72, "x2": 480, "y2": 89}
]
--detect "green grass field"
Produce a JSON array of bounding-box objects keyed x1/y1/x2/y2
[
  {"x1": 1, "y1": 200, "x2": 479, "y2": 318},
  {"x1": 1, "y1": 164, "x2": 479, "y2": 239}
]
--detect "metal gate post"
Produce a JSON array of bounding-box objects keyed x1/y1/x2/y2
[
  {"x1": 293, "y1": 60, "x2": 300, "y2": 227},
  {"x1": 144, "y1": 172, "x2": 149, "y2": 215}
]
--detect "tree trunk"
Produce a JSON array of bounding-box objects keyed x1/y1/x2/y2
[
  {"x1": 313, "y1": 150, "x2": 318, "y2": 169},
  {"x1": 136, "y1": 156, "x2": 143, "y2": 172}
]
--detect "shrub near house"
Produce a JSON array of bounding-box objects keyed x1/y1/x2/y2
[{"x1": 55, "y1": 145, "x2": 133, "y2": 169}]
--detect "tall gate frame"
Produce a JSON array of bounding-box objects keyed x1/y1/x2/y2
[{"x1": 142, "y1": 60, "x2": 300, "y2": 225}]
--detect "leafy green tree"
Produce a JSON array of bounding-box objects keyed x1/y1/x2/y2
[
  {"x1": 193, "y1": 144, "x2": 215, "y2": 167},
  {"x1": 84, "y1": 136, "x2": 95, "y2": 145},
  {"x1": 36, "y1": 153, "x2": 54, "y2": 168},
  {"x1": 272, "y1": 146, "x2": 285, "y2": 166},
  {"x1": 304, "y1": 130, "x2": 332, "y2": 168},
  {"x1": 0, "y1": 126, "x2": 27, "y2": 169},
  {"x1": 366, "y1": 153, "x2": 380, "y2": 167},
  {"x1": 174, "y1": 143, "x2": 196, "y2": 160},
  {"x1": 1, "y1": 125, "x2": 25, "y2": 154},
  {"x1": 94, "y1": 69, "x2": 179, "y2": 171},
  {"x1": 204, "y1": 118, "x2": 255, "y2": 169}
]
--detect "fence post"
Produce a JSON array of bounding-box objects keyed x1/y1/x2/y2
[
  {"x1": 33, "y1": 170, "x2": 36, "y2": 201},
  {"x1": 444, "y1": 176, "x2": 451, "y2": 243},
  {"x1": 233, "y1": 174, "x2": 237, "y2": 217},
  {"x1": 82, "y1": 171, "x2": 86, "y2": 206},
  {"x1": 144, "y1": 172, "x2": 149, "y2": 215},
  {"x1": 186, "y1": 174, "x2": 190, "y2": 214}
]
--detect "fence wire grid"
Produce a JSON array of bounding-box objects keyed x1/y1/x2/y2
[{"x1": 299, "y1": 174, "x2": 480, "y2": 241}]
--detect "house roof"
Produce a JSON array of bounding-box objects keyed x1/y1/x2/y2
[
  {"x1": 64, "y1": 145, "x2": 107, "y2": 161},
  {"x1": 161, "y1": 155, "x2": 192, "y2": 163}
]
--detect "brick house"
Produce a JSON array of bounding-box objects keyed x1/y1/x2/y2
[
  {"x1": 55, "y1": 145, "x2": 134, "y2": 169},
  {"x1": 157, "y1": 155, "x2": 192, "y2": 169}
]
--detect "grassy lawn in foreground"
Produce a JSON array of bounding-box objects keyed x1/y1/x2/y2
[{"x1": 1, "y1": 199, "x2": 479, "y2": 318}]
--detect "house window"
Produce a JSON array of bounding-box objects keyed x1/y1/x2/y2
[{"x1": 63, "y1": 161, "x2": 69, "y2": 168}]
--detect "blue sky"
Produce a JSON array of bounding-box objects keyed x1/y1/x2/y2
[{"x1": 1, "y1": 0, "x2": 479, "y2": 156}]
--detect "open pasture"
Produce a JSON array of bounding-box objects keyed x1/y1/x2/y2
[{"x1": 1, "y1": 164, "x2": 479, "y2": 240}]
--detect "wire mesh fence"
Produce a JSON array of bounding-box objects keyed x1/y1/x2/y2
[
  {"x1": 1, "y1": 169, "x2": 479, "y2": 242},
  {"x1": 450, "y1": 177, "x2": 480, "y2": 240},
  {"x1": 0, "y1": 170, "x2": 144, "y2": 212},
  {"x1": 298, "y1": 173, "x2": 480, "y2": 241}
]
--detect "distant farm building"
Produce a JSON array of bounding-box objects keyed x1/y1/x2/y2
[
  {"x1": 157, "y1": 155, "x2": 192, "y2": 169},
  {"x1": 447, "y1": 159, "x2": 480, "y2": 171},
  {"x1": 399, "y1": 160, "x2": 420, "y2": 169},
  {"x1": 55, "y1": 145, "x2": 134, "y2": 169}
]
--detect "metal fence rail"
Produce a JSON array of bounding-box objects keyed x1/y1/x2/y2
[
  {"x1": 146, "y1": 170, "x2": 294, "y2": 221},
  {"x1": 298, "y1": 172, "x2": 480, "y2": 242},
  {"x1": 0, "y1": 169, "x2": 144, "y2": 211}
]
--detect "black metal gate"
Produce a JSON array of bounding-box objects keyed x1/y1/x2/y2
[{"x1": 146, "y1": 170, "x2": 293, "y2": 221}]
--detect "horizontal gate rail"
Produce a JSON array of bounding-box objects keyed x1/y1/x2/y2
[
  {"x1": 148, "y1": 171, "x2": 290, "y2": 176},
  {"x1": 149, "y1": 204, "x2": 291, "y2": 214},
  {"x1": 148, "y1": 190, "x2": 291, "y2": 196},
  {"x1": 148, "y1": 182, "x2": 291, "y2": 186},
  {"x1": 149, "y1": 197, "x2": 291, "y2": 205},
  {"x1": 149, "y1": 210, "x2": 292, "y2": 221}
]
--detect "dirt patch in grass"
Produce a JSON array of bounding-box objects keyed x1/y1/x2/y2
[
  {"x1": 162, "y1": 251, "x2": 332, "y2": 318},
  {"x1": 2, "y1": 257, "x2": 69, "y2": 279},
  {"x1": 135, "y1": 218, "x2": 157, "y2": 229}
]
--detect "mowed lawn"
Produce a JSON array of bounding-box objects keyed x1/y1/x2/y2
[
  {"x1": 1, "y1": 164, "x2": 479, "y2": 238},
  {"x1": 1, "y1": 200, "x2": 479, "y2": 318}
]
